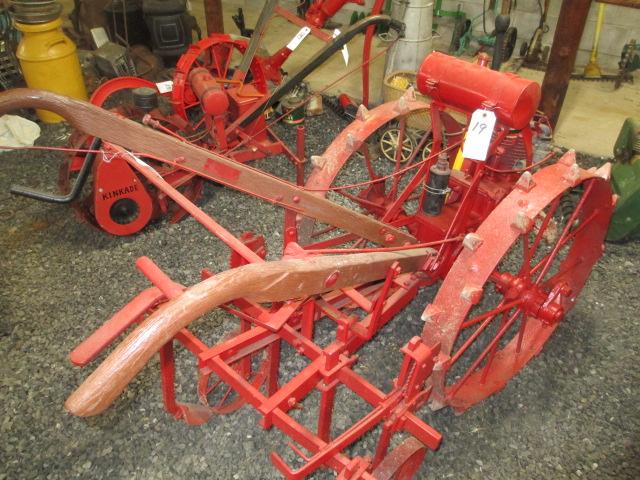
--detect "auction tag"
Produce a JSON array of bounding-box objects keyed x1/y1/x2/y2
[
  {"x1": 332, "y1": 29, "x2": 349, "y2": 66},
  {"x1": 287, "y1": 26, "x2": 311, "y2": 51},
  {"x1": 156, "y1": 80, "x2": 174, "y2": 94},
  {"x1": 462, "y1": 109, "x2": 497, "y2": 161}
]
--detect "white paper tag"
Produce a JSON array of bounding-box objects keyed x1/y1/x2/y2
[
  {"x1": 156, "y1": 80, "x2": 174, "y2": 94},
  {"x1": 462, "y1": 109, "x2": 497, "y2": 161},
  {"x1": 286, "y1": 26, "x2": 311, "y2": 51},
  {"x1": 332, "y1": 29, "x2": 349, "y2": 66}
]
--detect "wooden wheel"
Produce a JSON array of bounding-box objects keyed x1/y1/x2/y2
[{"x1": 422, "y1": 154, "x2": 614, "y2": 412}]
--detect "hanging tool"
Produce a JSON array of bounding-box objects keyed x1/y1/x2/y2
[{"x1": 584, "y1": 2, "x2": 606, "y2": 78}]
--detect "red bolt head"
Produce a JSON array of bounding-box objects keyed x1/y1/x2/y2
[
  {"x1": 292, "y1": 195, "x2": 301, "y2": 203},
  {"x1": 384, "y1": 233, "x2": 396, "y2": 243}
]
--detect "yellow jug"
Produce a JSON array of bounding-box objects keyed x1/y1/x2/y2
[{"x1": 15, "y1": 17, "x2": 87, "y2": 123}]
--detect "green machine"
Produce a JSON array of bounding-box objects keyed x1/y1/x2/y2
[{"x1": 608, "y1": 117, "x2": 640, "y2": 242}]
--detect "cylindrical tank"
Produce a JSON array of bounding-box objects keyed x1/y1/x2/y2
[
  {"x1": 14, "y1": 16, "x2": 87, "y2": 123},
  {"x1": 385, "y1": 0, "x2": 433, "y2": 75},
  {"x1": 417, "y1": 52, "x2": 540, "y2": 130}
]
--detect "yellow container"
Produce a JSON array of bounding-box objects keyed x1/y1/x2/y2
[{"x1": 15, "y1": 17, "x2": 87, "y2": 123}]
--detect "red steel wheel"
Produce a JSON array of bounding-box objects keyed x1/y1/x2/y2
[
  {"x1": 422, "y1": 153, "x2": 614, "y2": 412},
  {"x1": 300, "y1": 99, "x2": 433, "y2": 247},
  {"x1": 171, "y1": 33, "x2": 267, "y2": 121},
  {"x1": 372, "y1": 437, "x2": 427, "y2": 480}
]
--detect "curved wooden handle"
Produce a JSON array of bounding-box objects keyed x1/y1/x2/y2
[
  {"x1": 65, "y1": 249, "x2": 432, "y2": 417},
  {"x1": 0, "y1": 88, "x2": 415, "y2": 247},
  {"x1": 0, "y1": 89, "x2": 106, "y2": 132}
]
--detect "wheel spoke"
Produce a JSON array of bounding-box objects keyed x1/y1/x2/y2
[
  {"x1": 515, "y1": 312, "x2": 528, "y2": 354},
  {"x1": 527, "y1": 197, "x2": 561, "y2": 267},
  {"x1": 449, "y1": 306, "x2": 522, "y2": 397},
  {"x1": 360, "y1": 143, "x2": 378, "y2": 180},
  {"x1": 459, "y1": 298, "x2": 522, "y2": 330},
  {"x1": 222, "y1": 45, "x2": 234, "y2": 78},
  {"x1": 533, "y1": 181, "x2": 594, "y2": 284},
  {"x1": 216, "y1": 385, "x2": 234, "y2": 408}
]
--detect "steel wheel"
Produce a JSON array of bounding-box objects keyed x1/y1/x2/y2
[
  {"x1": 422, "y1": 155, "x2": 614, "y2": 412},
  {"x1": 372, "y1": 437, "x2": 427, "y2": 480},
  {"x1": 171, "y1": 33, "x2": 267, "y2": 121},
  {"x1": 300, "y1": 99, "x2": 434, "y2": 247}
]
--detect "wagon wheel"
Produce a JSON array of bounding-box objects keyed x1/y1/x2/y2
[
  {"x1": 300, "y1": 100, "x2": 436, "y2": 247},
  {"x1": 501, "y1": 26, "x2": 518, "y2": 62},
  {"x1": 379, "y1": 123, "x2": 416, "y2": 163},
  {"x1": 371, "y1": 437, "x2": 427, "y2": 480},
  {"x1": 197, "y1": 328, "x2": 271, "y2": 414},
  {"x1": 171, "y1": 34, "x2": 268, "y2": 121},
  {"x1": 422, "y1": 157, "x2": 614, "y2": 412}
]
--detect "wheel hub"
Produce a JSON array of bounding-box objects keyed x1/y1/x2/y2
[{"x1": 493, "y1": 271, "x2": 567, "y2": 324}]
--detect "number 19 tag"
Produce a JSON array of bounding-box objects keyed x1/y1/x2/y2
[{"x1": 462, "y1": 109, "x2": 497, "y2": 161}]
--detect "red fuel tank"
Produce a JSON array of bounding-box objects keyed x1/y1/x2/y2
[
  {"x1": 416, "y1": 52, "x2": 540, "y2": 130},
  {"x1": 188, "y1": 67, "x2": 229, "y2": 117}
]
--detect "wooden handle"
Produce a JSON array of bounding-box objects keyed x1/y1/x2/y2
[
  {"x1": 0, "y1": 88, "x2": 414, "y2": 247},
  {"x1": 65, "y1": 249, "x2": 432, "y2": 417}
]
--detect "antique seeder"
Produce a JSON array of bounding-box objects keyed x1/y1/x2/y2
[{"x1": 0, "y1": 51, "x2": 614, "y2": 478}]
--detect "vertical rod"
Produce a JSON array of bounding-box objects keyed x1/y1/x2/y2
[
  {"x1": 267, "y1": 339, "x2": 281, "y2": 396},
  {"x1": 301, "y1": 300, "x2": 316, "y2": 340},
  {"x1": 204, "y1": 0, "x2": 224, "y2": 34},
  {"x1": 317, "y1": 384, "x2": 337, "y2": 442},
  {"x1": 296, "y1": 124, "x2": 306, "y2": 186},
  {"x1": 540, "y1": 0, "x2": 592, "y2": 126},
  {"x1": 160, "y1": 341, "x2": 180, "y2": 415}
]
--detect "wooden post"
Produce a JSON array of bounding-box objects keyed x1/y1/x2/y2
[
  {"x1": 540, "y1": 0, "x2": 592, "y2": 126},
  {"x1": 204, "y1": 0, "x2": 224, "y2": 34}
]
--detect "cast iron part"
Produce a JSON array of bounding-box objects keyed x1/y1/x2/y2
[
  {"x1": 231, "y1": 8, "x2": 253, "y2": 38},
  {"x1": 10, "y1": 0, "x2": 62, "y2": 24},
  {"x1": 132, "y1": 87, "x2": 159, "y2": 112}
]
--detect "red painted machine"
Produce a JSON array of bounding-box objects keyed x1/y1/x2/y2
[
  {"x1": 0, "y1": 51, "x2": 614, "y2": 479},
  {"x1": 24, "y1": 12, "x2": 400, "y2": 237}
]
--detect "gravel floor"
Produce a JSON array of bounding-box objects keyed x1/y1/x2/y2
[{"x1": 0, "y1": 113, "x2": 639, "y2": 480}]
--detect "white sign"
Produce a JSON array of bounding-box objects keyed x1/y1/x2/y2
[
  {"x1": 286, "y1": 26, "x2": 311, "y2": 51},
  {"x1": 156, "y1": 80, "x2": 174, "y2": 94},
  {"x1": 332, "y1": 29, "x2": 349, "y2": 66},
  {"x1": 462, "y1": 109, "x2": 497, "y2": 161}
]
